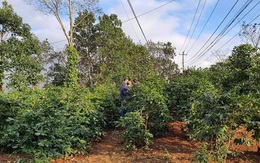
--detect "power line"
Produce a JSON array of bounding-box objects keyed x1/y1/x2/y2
[
  {"x1": 186, "y1": 0, "x2": 220, "y2": 54},
  {"x1": 212, "y1": 0, "x2": 259, "y2": 50},
  {"x1": 186, "y1": 0, "x2": 240, "y2": 64},
  {"x1": 179, "y1": 0, "x2": 202, "y2": 53},
  {"x1": 119, "y1": 0, "x2": 140, "y2": 42},
  {"x1": 188, "y1": 0, "x2": 253, "y2": 65},
  {"x1": 187, "y1": 0, "x2": 242, "y2": 64},
  {"x1": 196, "y1": 2, "x2": 260, "y2": 67},
  {"x1": 45, "y1": 0, "x2": 176, "y2": 47},
  {"x1": 183, "y1": 0, "x2": 207, "y2": 52},
  {"x1": 49, "y1": 39, "x2": 67, "y2": 45},
  {"x1": 127, "y1": 0, "x2": 148, "y2": 44},
  {"x1": 48, "y1": 0, "x2": 173, "y2": 47},
  {"x1": 196, "y1": 34, "x2": 238, "y2": 67},
  {"x1": 122, "y1": 0, "x2": 175, "y2": 23}
]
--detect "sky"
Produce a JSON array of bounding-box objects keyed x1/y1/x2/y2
[{"x1": 2, "y1": 0, "x2": 260, "y2": 69}]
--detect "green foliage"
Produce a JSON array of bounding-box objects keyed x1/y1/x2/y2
[
  {"x1": 73, "y1": 13, "x2": 154, "y2": 85},
  {"x1": 88, "y1": 83, "x2": 120, "y2": 127},
  {"x1": 227, "y1": 44, "x2": 254, "y2": 88},
  {"x1": 233, "y1": 93, "x2": 260, "y2": 141},
  {"x1": 248, "y1": 52, "x2": 260, "y2": 90},
  {"x1": 166, "y1": 68, "x2": 210, "y2": 120},
  {"x1": 119, "y1": 111, "x2": 153, "y2": 151},
  {"x1": 65, "y1": 46, "x2": 79, "y2": 88},
  {"x1": 73, "y1": 11, "x2": 98, "y2": 87},
  {"x1": 193, "y1": 140, "x2": 232, "y2": 163},
  {"x1": 192, "y1": 143, "x2": 210, "y2": 163},
  {"x1": 0, "y1": 1, "x2": 43, "y2": 90},
  {"x1": 208, "y1": 62, "x2": 232, "y2": 91},
  {"x1": 207, "y1": 44, "x2": 257, "y2": 94},
  {"x1": 146, "y1": 41, "x2": 179, "y2": 81},
  {"x1": 187, "y1": 87, "x2": 229, "y2": 141},
  {"x1": 42, "y1": 41, "x2": 67, "y2": 87},
  {"x1": 47, "y1": 63, "x2": 67, "y2": 87},
  {"x1": 0, "y1": 87, "x2": 106, "y2": 158},
  {"x1": 187, "y1": 88, "x2": 237, "y2": 162},
  {"x1": 184, "y1": 44, "x2": 260, "y2": 162},
  {"x1": 124, "y1": 74, "x2": 172, "y2": 137},
  {"x1": 0, "y1": 1, "x2": 31, "y2": 37}
]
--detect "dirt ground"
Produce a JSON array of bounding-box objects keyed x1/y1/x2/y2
[
  {"x1": 53, "y1": 121, "x2": 259, "y2": 163},
  {"x1": 1, "y1": 121, "x2": 259, "y2": 163}
]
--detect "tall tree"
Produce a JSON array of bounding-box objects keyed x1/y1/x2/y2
[
  {"x1": 146, "y1": 41, "x2": 179, "y2": 81},
  {"x1": 73, "y1": 13, "x2": 154, "y2": 86},
  {"x1": 25, "y1": 0, "x2": 100, "y2": 87},
  {"x1": 40, "y1": 39, "x2": 67, "y2": 86},
  {"x1": 240, "y1": 22, "x2": 260, "y2": 49},
  {"x1": 228, "y1": 44, "x2": 254, "y2": 80},
  {"x1": 73, "y1": 11, "x2": 98, "y2": 86},
  {"x1": 209, "y1": 50, "x2": 229, "y2": 63},
  {"x1": 94, "y1": 14, "x2": 154, "y2": 85},
  {"x1": 0, "y1": 1, "x2": 42, "y2": 91},
  {"x1": 220, "y1": 44, "x2": 256, "y2": 92}
]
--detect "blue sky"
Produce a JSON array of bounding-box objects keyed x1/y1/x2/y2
[{"x1": 3, "y1": 0, "x2": 260, "y2": 69}]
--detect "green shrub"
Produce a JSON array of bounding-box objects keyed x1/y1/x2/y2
[
  {"x1": 233, "y1": 92, "x2": 260, "y2": 142},
  {"x1": 89, "y1": 83, "x2": 120, "y2": 127},
  {"x1": 0, "y1": 86, "x2": 105, "y2": 158},
  {"x1": 166, "y1": 68, "x2": 209, "y2": 120},
  {"x1": 187, "y1": 88, "x2": 236, "y2": 162},
  {"x1": 123, "y1": 75, "x2": 172, "y2": 137},
  {"x1": 119, "y1": 111, "x2": 153, "y2": 151}
]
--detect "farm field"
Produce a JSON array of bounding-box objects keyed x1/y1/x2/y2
[
  {"x1": 48, "y1": 121, "x2": 260, "y2": 163},
  {"x1": 1, "y1": 121, "x2": 258, "y2": 163},
  {"x1": 1, "y1": 1, "x2": 260, "y2": 163}
]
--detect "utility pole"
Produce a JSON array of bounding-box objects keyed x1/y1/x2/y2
[{"x1": 180, "y1": 51, "x2": 187, "y2": 73}]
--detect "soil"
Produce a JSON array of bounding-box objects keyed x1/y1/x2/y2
[{"x1": 1, "y1": 121, "x2": 259, "y2": 163}]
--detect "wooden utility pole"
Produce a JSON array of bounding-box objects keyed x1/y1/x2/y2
[{"x1": 180, "y1": 51, "x2": 186, "y2": 73}]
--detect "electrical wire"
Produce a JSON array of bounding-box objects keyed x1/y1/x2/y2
[
  {"x1": 127, "y1": 0, "x2": 148, "y2": 44},
  {"x1": 122, "y1": 0, "x2": 176, "y2": 23},
  {"x1": 48, "y1": 0, "x2": 176, "y2": 46},
  {"x1": 49, "y1": 39, "x2": 67, "y2": 45},
  {"x1": 213, "y1": 0, "x2": 259, "y2": 49},
  {"x1": 179, "y1": 0, "x2": 202, "y2": 53},
  {"x1": 187, "y1": 0, "x2": 253, "y2": 65},
  {"x1": 196, "y1": 3, "x2": 260, "y2": 67},
  {"x1": 186, "y1": 0, "x2": 240, "y2": 63},
  {"x1": 183, "y1": 0, "x2": 207, "y2": 53},
  {"x1": 186, "y1": 0, "x2": 220, "y2": 54},
  {"x1": 186, "y1": 0, "x2": 242, "y2": 64},
  {"x1": 119, "y1": 0, "x2": 140, "y2": 42}
]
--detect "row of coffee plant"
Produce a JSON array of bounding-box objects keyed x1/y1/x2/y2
[
  {"x1": 166, "y1": 44, "x2": 260, "y2": 162},
  {"x1": 0, "y1": 44, "x2": 259, "y2": 162},
  {"x1": 0, "y1": 84, "x2": 119, "y2": 158},
  {"x1": 0, "y1": 74, "x2": 173, "y2": 159}
]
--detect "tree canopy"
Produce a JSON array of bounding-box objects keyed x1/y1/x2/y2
[{"x1": 0, "y1": 0, "x2": 42, "y2": 91}]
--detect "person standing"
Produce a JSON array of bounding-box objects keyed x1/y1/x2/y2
[
  {"x1": 119, "y1": 79, "x2": 131, "y2": 116},
  {"x1": 120, "y1": 78, "x2": 128, "y2": 102}
]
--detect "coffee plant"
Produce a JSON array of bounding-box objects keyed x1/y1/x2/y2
[
  {"x1": 123, "y1": 75, "x2": 172, "y2": 137},
  {"x1": 119, "y1": 111, "x2": 153, "y2": 151},
  {"x1": 88, "y1": 83, "x2": 121, "y2": 127},
  {"x1": 0, "y1": 86, "x2": 106, "y2": 158},
  {"x1": 166, "y1": 68, "x2": 210, "y2": 120}
]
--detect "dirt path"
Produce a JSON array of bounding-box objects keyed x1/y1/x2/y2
[
  {"x1": 53, "y1": 121, "x2": 259, "y2": 163},
  {"x1": 1, "y1": 121, "x2": 259, "y2": 162}
]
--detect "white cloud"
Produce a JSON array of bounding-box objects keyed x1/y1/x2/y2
[
  {"x1": 3, "y1": 0, "x2": 259, "y2": 69},
  {"x1": 6, "y1": 0, "x2": 67, "y2": 48}
]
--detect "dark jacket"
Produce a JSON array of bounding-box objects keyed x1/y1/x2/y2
[{"x1": 120, "y1": 84, "x2": 130, "y2": 101}]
